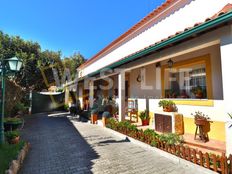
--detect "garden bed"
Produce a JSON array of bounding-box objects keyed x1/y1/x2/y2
[
  {"x1": 106, "y1": 118, "x2": 232, "y2": 174},
  {"x1": 0, "y1": 141, "x2": 30, "y2": 174}
]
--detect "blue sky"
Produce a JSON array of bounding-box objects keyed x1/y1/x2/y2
[{"x1": 0, "y1": 0, "x2": 165, "y2": 59}]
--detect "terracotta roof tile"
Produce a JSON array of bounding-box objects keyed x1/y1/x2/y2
[{"x1": 211, "y1": 3, "x2": 232, "y2": 19}]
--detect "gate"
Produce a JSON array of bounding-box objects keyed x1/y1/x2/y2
[{"x1": 31, "y1": 92, "x2": 65, "y2": 114}]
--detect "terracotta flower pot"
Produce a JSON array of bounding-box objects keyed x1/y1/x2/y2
[
  {"x1": 91, "y1": 114, "x2": 98, "y2": 124},
  {"x1": 195, "y1": 92, "x2": 203, "y2": 99},
  {"x1": 142, "y1": 119, "x2": 149, "y2": 126},
  {"x1": 163, "y1": 106, "x2": 174, "y2": 112},
  {"x1": 9, "y1": 136, "x2": 20, "y2": 144},
  {"x1": 195, "y1": 119, "x2": 208, "y2": 126}
]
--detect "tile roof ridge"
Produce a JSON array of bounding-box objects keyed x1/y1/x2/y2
[{"x1": 210, "y1": 3, "x2": 232, "y2": 19}]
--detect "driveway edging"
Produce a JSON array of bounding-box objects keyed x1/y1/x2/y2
[{"x1": 5, "y1": 142, "x2": 30, "y2": 174}]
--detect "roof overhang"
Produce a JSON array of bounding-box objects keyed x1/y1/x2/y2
[{"x1": 82, "y1": 10, "x2": 232, "y2": 79}]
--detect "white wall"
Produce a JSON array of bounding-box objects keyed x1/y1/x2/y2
[
  {"x1": 81, "y1": 0, "x2": 232, "y2": 77},
  {"x1": 129, "y1": 64, "x2": 161, "y2": 99},
  {"x1": 220, "y1": 27, "x2": 232, "y2": 155}
]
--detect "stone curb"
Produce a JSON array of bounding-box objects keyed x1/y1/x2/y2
[
  {"x1": 5, "y1": 142, "x2": 30, "y2": 174},
  {"x1": 103, "y1": 127, "x2": 217, "y2": 174}
]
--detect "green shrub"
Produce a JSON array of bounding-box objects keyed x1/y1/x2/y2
[
  {"x1": 14, "y1": 102, "x2": 27, "y2": 113},
  {"x1": 5, "y1": 131, "x2": 20, "y2": 140},
  {"x1": 106, "y1": 120, "x2": 183, "y2": 146},
  {"x1": 106, "y1": 118, "x2": 118, "y2": 130},
  {"x1": 127, "y1": 124, "x2": 138, "y2": 132},
  {"x1": 4, "y1": 117, "x2": 23, "y2": 125},
  {"x1": 117, "y1": 121, "x2": 131, "y2": 131},
  {"x1": 4, "y1": 117, "x2": 23, "y2": 131},
  {"x1": 158, "y1": 100, "x2": 175, "y2": 108},
  {"x1": 0, "y1": 141, "x2": 25, "y2": 174},
  {"x1": 151, "y1": 140, "x2": 158, "y2": 147},
  {"x1": 158, "y1": 133, "x2": 183, "y2": 145},
  {"x1": 139, "y1": 110, "x2": 149, "y2": 121},
  {"x1": 64, "y1": 104, "x2": 69, "y2": 111},
  {"x1": 143, "y1": 129, "x2": 158, "y2": 138}
]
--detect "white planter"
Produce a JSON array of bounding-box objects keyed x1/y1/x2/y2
[{"x1": 226, "y1": 121, "x2": 232, "y2": 156}]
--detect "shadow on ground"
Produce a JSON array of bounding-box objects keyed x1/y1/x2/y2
[
  {"x1": 19, "y1": 112, "x2": 99, "y2": 174},
  {"x1": 97, "y1": 137, "x2": 130, "y2": 146}
]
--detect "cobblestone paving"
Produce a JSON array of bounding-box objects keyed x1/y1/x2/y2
[{"x1": 19, "y1": 113, "x2": 198, "y2": 174}]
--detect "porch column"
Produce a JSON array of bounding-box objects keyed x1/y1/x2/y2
[
  {"x1": 64, "y1": 81, "x2": 69, "y2": 105},
  {"x1": 89, "y1": 80, "x2": 94, "y2": 109},
  {"x1": 220, "y1": 32, "x2": 232, "y2": 156},
  {"x1": 118, "y1": 71, "x2": 126, "y2": 121}
]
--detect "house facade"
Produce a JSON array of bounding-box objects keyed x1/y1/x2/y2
[{"x1": 77, "y1": 0, "x2": 232, "y2": 155}]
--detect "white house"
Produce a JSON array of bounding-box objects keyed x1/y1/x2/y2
[{"x1": 77, "y1": 0, "x2": 232, "y2": 155}]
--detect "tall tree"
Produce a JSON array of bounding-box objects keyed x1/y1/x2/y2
[
  {"x1": 0, "y1": 31, "x2": 64, "y2": 91},
  {"x1": 63, "y1": 52, "x2": 86, "y2": 80}
]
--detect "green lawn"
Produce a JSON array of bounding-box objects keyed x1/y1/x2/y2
[{"x1": 0, "y1": 141, "x2": 25, "y2": 174}]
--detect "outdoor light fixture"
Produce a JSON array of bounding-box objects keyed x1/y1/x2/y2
[
  {"x1": 7, "y1": 57, "x2": 23, "y2": 72},
  {"x1": 0, "y1": 57, "x2": 22, "y2": 144},
  {"x1": 167, "y1": 59, "x2": 174, "y2": 68},
  {"x1": 137, "y1": 67, "x2": 145, "y2": 83},
  {"x1": 136, "y1": 74, "x2": 141, "y2": 82}
]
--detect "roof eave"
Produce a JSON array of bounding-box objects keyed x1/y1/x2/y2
[{"x1": 85, "y1": 11, "x2": 232, "y2": 78}]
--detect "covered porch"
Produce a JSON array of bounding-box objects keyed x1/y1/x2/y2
[{"x1": 78, "y1": 25, "x2": 232, "y2": 155}]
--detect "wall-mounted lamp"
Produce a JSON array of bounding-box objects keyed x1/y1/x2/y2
[
  {"x1": 136, "y1": 74, "x2": 141, "y2": 82},
  {"x1": 167, "y1": 59, "x2": 174, "y2": 68},
  {"x1": 136, "y1": 67, "x2": 145, "y2": 83}
]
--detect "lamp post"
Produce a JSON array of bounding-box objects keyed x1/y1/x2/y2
[{"x1": 0, "y1": 57, "x2": 22, "y2": 144}]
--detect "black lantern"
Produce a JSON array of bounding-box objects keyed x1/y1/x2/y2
[{"x1": 167, "y1": 59, "x2": 174, "y2": 68}]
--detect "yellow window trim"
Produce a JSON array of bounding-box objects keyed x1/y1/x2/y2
[
  {"x1": 172, "y1": 99, "x2": 214, "y2": 106},
  {"x1": 161, "y1": 54, "x2": 214, "y2": 107}
]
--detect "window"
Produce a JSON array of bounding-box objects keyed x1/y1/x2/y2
[{"x1": 162, "y1": 55, "x2": 213, "y2": 101}]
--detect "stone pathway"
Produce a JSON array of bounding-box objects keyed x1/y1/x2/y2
[{"x1": 19, "y1": 113, "x2": 200, "y2": 174}]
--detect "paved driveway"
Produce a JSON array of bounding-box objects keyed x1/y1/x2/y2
[{"x1": 19, "y1": 113, "x2": 198, "y2": 174}]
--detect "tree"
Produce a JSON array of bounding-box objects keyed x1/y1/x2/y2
[
  {"x1": 63, "y1": 52, "x2": 86, "y2": 80},
  {"x1": 0, "y1": 30, "x2": 86, "y2": 91},
  {"x1": 0, "y1": 30, "x2": 67, "y2": 91}
]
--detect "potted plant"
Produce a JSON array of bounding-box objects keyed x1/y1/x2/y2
[
  {"x1": 191, "y1": 86, "x2": 204, "y2": 99},
  {"x1": 102, "y1": 111, "x2": 111, "y2": 127},
  {"x1": 5, "y1": 131, "x2": 20, "y2": 144},
  {"x1": 64, "y1": 104, "x2": 69, "y2": 111},
  {"x1": 192, "y1": 111, "x2": 210, "y2": 126},
  {"x1": 165, "y1": 89, "x2": 178, "y2": 98},
  {"x1": 91, "y1": 109, "x2": 98, "y2": 124},
  {"x1": 139, "y1": 110, "x2": 150, "y2": 126},
  {"x1": 13, "y1": 102, "x2": 27, "y2": 116},
  {"x1": 158, "y1": 100, "x2": 177, "y2": 112},
  {"x1": 4, "y1": 117, "x2": 23, "y2": 131}
]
